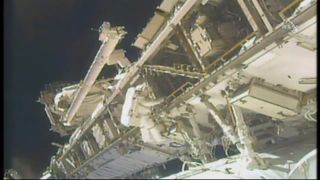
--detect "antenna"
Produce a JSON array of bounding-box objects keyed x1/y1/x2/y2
[{"x1": 90, "y1": 27, "x2": 100, "y2": 32}]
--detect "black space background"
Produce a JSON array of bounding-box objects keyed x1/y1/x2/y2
[{"x1": 4, "y1": 0, "x2": 162, "y2": 178}]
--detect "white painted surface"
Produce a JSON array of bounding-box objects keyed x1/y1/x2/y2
[{"x1": 120, "y1": 87, "x2": 136, "y2": 127}]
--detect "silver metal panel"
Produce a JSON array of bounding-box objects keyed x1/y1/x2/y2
[
  {"x1": 232, "y1": 93, "x2": 298, "y2": 119},
  {"x1": 85, "y1": 148, "x2": 170, "y2": 179},
  {"x1": 249, "y1": 84, "x2": 300, "y2": 111},
  {"x1": 122, "y1": 156, "x2": 148, "y2": 167}
]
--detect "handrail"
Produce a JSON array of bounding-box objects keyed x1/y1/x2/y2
[
  {"x1": 167, "y1": 82, "x2": 193, "y2": 101},
  {"x1": 279, "y1": 0, "x2": 303, "y2": 18},
  {"x1": 143, "y1": 65, "x2": 204, "y2": 79},
  {"x1": 204, "y1": 31, "x2": 257, "y2": 72},
  {"x1": 52, "y1": 1, "x2": 200, "y2": 173},
  {"x1": 104, "y1": 0, "x2": 199, "y2": 106},
  {"x1": 162, "y1": 1, "x2": 317, "y2": 111}
]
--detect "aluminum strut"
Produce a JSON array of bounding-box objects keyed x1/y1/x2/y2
[
  {"x1": 230, "y1": 105, "x2": 268, "y2": 170},
  {"x1": 201, "y1": 95, "x2": 268, "y2": 170},
  {"x1": 201, "y1": 95, "x2": 239, "y2": 144}
]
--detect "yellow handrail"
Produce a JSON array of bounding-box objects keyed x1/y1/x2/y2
[
  {"x1": 167, "y1": 82, "x2": 193, "y2": 100},
  {"x1": 279, "y1": 0, "x2": 303, "y2": 17},
  {"x1": 204, "y1": 31, "x2": 257, "y2": 72}
]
